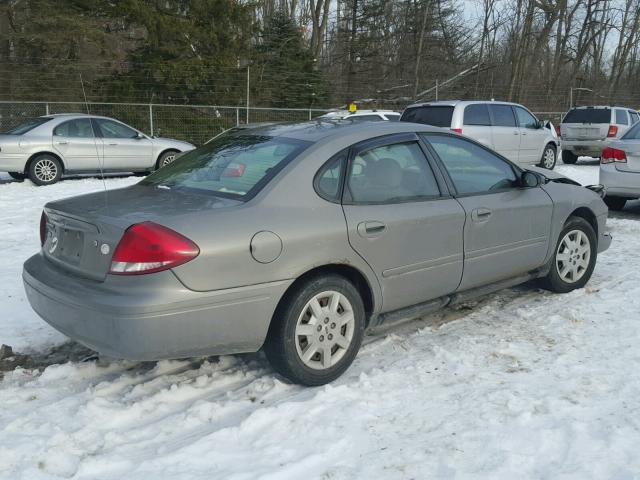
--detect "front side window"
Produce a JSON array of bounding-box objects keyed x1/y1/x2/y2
[
  {"x1": 3, "y1": 117, "x2": 52, "y2": 135},
  {"x1": 53, "y1": 119, "x2": 95, "y2": 138},
  {"x1": 615, "y1": 109, "x2": 629, "y2": 125},
  {"x1": 463, "y1": 104, "x2": 491, "y2": 126},
  {"x1": 346, "y1": 141, "x2": 440, "y2": 203},
  {"x1": 96, "y1": 119, "x2": 138, "y2": 139},
  {"x1": 514, "y1": 107, "x2": 538, "y2": 129},
  {"x1": 424, "y1": 134, "x2": 518, "y2": 195},
  {"x1": 489, "y1": 105, "x2": 516, "y2": 127},
  {"x1": 141, "y1": 135, "x2": 310, "y2": 200}
]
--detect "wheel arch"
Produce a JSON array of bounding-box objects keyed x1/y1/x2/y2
[
  {"x1": 567, "y1": 207, "x2": 598, "y2": 236},
  {"x1": 25, "y1": 151, "x2": 65, "y2": 174},
  {"x1": 155, "y1": 148, "x2": 180, "y2": 169}
]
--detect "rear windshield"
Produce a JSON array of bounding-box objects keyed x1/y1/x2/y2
[
  {"x1": 401, "y1": 106, "x2": 454, "y2": 127},
  {"x1": 3, "y1": 117, "x2": 52, "y2": 135},
  {"x1": 622, "y1": 123, "x2": 640, "y2": 140},
  {"x1": 562, "y1": 108, "x2": 611, "y2": 124},
  {"x1": 141, "y1": 135, "x2": 310, "y2": 200}
]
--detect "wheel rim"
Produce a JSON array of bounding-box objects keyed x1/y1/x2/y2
[
  {"x1": 34, "y1": 158, "x2": 57, "y2": 182},
  {"x1": 556, "y1": 229, "x2": 591, "y2": 283},
  {"x1": 294, "y1": 290, "x2": 355, "y2": 370},
  {"x1": 543, "y1": 148, "x2": 555, "y2": 168},
  {"x1": 161, "y1": 154, "x2": 176, "y2": 167}
]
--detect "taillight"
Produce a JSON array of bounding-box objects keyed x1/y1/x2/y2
[
  {"x1": 607, "y1": 125, "x2": 618, "y2": 137},
  {"x1": 451, "y1": 128, "x2": 463, "y2": 134},
  {"x1": 601, "y1": 147, "x2": 627, "y2": 164},
  {"x1": 109, "y1": 222, "x2": 199, "y2": 275},
  {"x1": 554, "y1": 124, "x2": 561, "y2": 137},
  {"x1": 40, "y1": 211, "x2": 48, "y2": 246}
]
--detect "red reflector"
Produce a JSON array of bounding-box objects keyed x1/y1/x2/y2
[
  {"x1": 109, "y1": 222, "x2": 199, "y2": 275},
  {"x1": 451, "y1": 128, "x2": 463, "y2": 134},
  {"x1": 222, "y1": 162, "x2": 245, "y2": 177},
  {"x1": 607, "y1": 125, "x2": 618, "y2": 137},
  {"x1": 40, "y1": 211, "x2": 47, "y2": 247},
  {"x1": 601, "y1": 147, "x2": 627, "y2": 164}
]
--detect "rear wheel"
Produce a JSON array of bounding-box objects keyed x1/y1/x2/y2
[
  {"x1": 539, "y1": 144, "x2": 557, "y2": 169},
  {"x1": 540, "y1": 216, "x2": 597, "y2": 293},
  {"x1": 264, "y1": 275, "x2": 365, "y2": 386},
  {"x1": 604, "y1": 196, "x2": 627, "y2": 211},
  {"x1": 561, "y1": 150, "x2": 578, "y2": 164},
  {"x1": 8, "y1": 172, "x2": 26, "y2": 181},
  {"x1": 28, "y1": 154, "x2": 62, "y2": 186}
]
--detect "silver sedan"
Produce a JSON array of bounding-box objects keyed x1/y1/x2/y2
[
  {"x1": 0, "y1": 114, "x2": 194, "y2": 185},
  {"x1": 599, "y1": 121, "x2": 640, "y2": 211},
  {"x1": 23, "y1": 121, "x2": 611, "y2": 385}
]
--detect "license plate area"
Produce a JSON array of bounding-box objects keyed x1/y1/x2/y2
[{"x1": 43, "y1": 213, "x2": 98, "y2": 267}]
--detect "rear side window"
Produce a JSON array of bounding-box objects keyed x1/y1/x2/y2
[
  {"x1": 630, "y1": 111, "x2": 639, "y2": 125},
  {"x1": 489, "y1": 105, "x2": 516, "y2": 127},
  {"x1": 562, "y1": 108, "x2": 611, "y2": 124},
  {"x1": 615, "y1": 109, "x2": 629, "y2": 125},
  {"x1": 347, "y1": 142, "x2": 440, "y2": 203},
  {"x1": 53, "y1": 119, "x2": 95, "y2": 138},
  {"x1": 463, "y1": 104, "x2": 491, "y2": 126},
  {"x1": 400, "y1": 106, "x2": 454, "y2": 127},
  {"x1": 315, "y1": 151, "x2": 346, "y2": 202},
  {"x1": 424, "y1": 134, "x2": 518, "y2": 195},
  {"x1": 3, "y1": 117, "x2": 52, "y2": 135}
]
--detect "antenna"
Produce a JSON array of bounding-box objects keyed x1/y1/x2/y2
[{"x1": 80, "y1": 74, "x2": 108, "y2": 205}]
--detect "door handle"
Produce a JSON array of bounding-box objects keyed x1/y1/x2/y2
[
  {"x1": 108, "y1": 143, "x2": 118, "y2": 146},
  {"x1": 513, "y1": 131, "x2": 520, "y2": 135},
  {"x1": 471, "y1": 208, "x2": 492, "y2": 222},
  {"x1": 56, "y1": 141, "x2": 68, "y2": 145},
  {"x1": 357, "y1": 221, "x2": 386, "y2": 238},
  {"x1": 521, "y1": 131, "x2": 528, "y2": 136}
]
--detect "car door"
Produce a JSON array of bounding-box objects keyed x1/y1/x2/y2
[
  {"x1": 514, "y1": 106, "x2": 546, "y2": 165},
  {"x1": 423, "y1": 133, "x2": 553, "y2": 291},
  {"x1": 94, "y1": 118, "x2": 153, "y2": 170},
  {"x1": 488, "y1": 104, "x2": 521, "y2": 162},
  {"x1": 341, "y1": 133, "x2": 466, "y2": 312},
  {"x1": 52, "y1": 118, "x2": 103, "y2": 171},
  {"x1": 461, "y1": 103, "x2": 493, "y2": 149}
]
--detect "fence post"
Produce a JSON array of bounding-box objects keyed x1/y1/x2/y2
[
  {"x1": 45, "y1": 103, "x2": 49, "y2": 115},
  {"x1": 309, "y1": 108, "x2": 312, "y2": 120},
  {"x1": 149, "y1": 104, "x2": 154, "y2": 136},
  {"x1": 236, "y1": 107, "x2": 240, "y2": 126}
]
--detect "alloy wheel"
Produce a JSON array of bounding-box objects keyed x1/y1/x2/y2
[
  {"x1": 34, "y1": 158, "x2": 58, "y2": 183},
  {"x1": 161, "y1": 154, "x2": 176, "y2": 167},
  {"x1": 543, "y1": 147, "x2": 556, "y2": 169},
  {"x1": 294, "y1": 290, "x2": 355, "y2": 370},
  {"x1": 556, "y1": 229, "x2": 591, "y2": 283}
]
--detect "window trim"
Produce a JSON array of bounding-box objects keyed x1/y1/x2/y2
[
  {"x1": 313, "y1": 149, "x2": 349, "y2": 204},
  {"x1": 341, "y1": 133, "x2": 448, "y2": 206},
  {"x1": 420, "y1": 132, "x2": 531, "y2": 198},
  {"x1": 52, "y1": 118, "x2": 96, "y2": 138}
]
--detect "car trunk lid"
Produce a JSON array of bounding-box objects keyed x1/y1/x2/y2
[{"x1": 612, "y1": 140, "x2": 640, "y2": 173}]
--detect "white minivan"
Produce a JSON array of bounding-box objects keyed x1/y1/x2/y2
[{"x1": 400, "y1": 100, "x2": 560, "y2": 169}]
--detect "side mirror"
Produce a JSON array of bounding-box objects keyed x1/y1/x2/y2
[
  {"x1": 521, "y1": 171, "x2": 541, "y2": 188},
  {"x1": 135, "y1": 132, "x2": 145, "y2": 140},
  {"x1": 536, "y1": 120, "x2": 545, "y2": 129}
]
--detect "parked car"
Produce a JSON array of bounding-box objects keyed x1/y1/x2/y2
[
  {"x1": 560, "y1": 106, "x2": 639, "y2": 164},
  {"x1": 318, "y1": 110, "x2": 401, "y2": 122},
  {"x1": 0, "y1": 114, "x2": 195, "y2": 185},
  {"x1": 599, "y1": 121, "x2": 640, "y2": 210},
  {"x1": 24, "y1": 121, "x2": 611, "y2": 386},
  {"x1": 400, "y1": 100, "x2": 560, "y2": 169}
]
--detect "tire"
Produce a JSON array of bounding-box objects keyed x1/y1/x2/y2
[
  {"x1": 561, "y1": 150, "x2": 578, "y2": 164},
  {"x1": 28, "y1": 154, "x2": 62, "y2": 186},
  {"x1": 156, "y1": 150, "x2": 179, "y2": 169},
  {"x1": 264, "y1": 274, "x2": 365, "y2": 386},
  {"x1": 604, "y1": 196, "x2": 627, "y2": 211},
  {"x1": 8, "y1": 172, "x2": 26, "y2": 181},
  {"x1": 540, "y1": 216, "x2": 597, "y2": 293},
  {"x1": 539, "y1": 144, "x2": 557, "y2": 169}
]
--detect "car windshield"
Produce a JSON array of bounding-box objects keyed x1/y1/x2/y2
[
  {"x1": 400, "y1": 106, "x2": 454, "y2": 127},
  {"x1": 141, "y1": 135, "x2": 310, "y2": 200},
  {"x1": 622, "y1": 123, "x2": 640, "y2": 140},
  {"x1": 562, "y1": 108, "x2": 610, "y2": 124},
  {"x1": 3, "y1": 117, "x2": 52, "y2": 135}
]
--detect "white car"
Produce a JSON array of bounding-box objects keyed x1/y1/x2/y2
[
  {"x1": 0, "y1": 114, "x2": 195, "y2": 185},
  {"x1": 400, "y1": 100, "x2": 560, "y2": 169},
  {"x1": 599, "y1": 121, "x2": 640, "y2": 211},
  {"x1": 318, "y1": 110, "x2": 401, "y2": 122}
]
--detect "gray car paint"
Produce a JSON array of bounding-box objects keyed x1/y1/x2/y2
[{"x1": 23, "y1": 121, "x2": 611, "y2": 361}]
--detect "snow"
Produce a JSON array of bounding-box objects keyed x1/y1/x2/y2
[{"x1": 1, "y1": 163, "x2": 640, "y2": 479}]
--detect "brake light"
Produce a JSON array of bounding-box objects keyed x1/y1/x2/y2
[
  {"x1": 222, "y1": 162, "x2": 245, "y2": 177},
  {"x1": 601, "y1": 147, "x2": 627, "y2": 164},
  {"x1": 607, "y1": 125, "x2": 618, "y2": 137},
  {"x1": 451, "y1": 128, "x2": 463, "y2": 134},
  {"x1": 40, "y1": 211, "x2": 48, "y2": 246},
  {"x1": 554, "y1": 124, "x2": 561, "y2": 137},
  {"x1": 109, "y1": 222, "x2": 199, "y2": 275}
]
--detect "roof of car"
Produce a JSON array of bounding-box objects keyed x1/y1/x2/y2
[
  {"x1": 405, "y1": 100, "x2": 521, "y2": 109},
  {"x1": 229, "y1": 120, "x2": 442, "y2": 143},
  {"x1": 320, "y1": 110, "x2": 398, "y2": 117},
  {"x1": 569, "y1": 105, "x2": 637, "y2": 110}
]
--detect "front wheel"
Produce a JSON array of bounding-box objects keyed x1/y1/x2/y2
[
  {"x1": 539, "y1": 144, "x2": 557, "y2": 169},
  {"x1": 540, "y1": 216, "x2": 597, "y2": 293},
  {"x1": 604, "y1": 196, "x2": 627, "y2": 211},
  {"x1": 28, "y1": 155, "x2": 62, "y2": 186},
  {"x1": 561, "y1": 150, "x2": 578, "y2": 164},
  {"x1": 264, "y1": 275, "x2": 365, "y2": 386},
  {"x1": 156, "y1": 150, "x2": 179, "y2": 169}
]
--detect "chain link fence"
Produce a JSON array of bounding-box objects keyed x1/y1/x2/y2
[
  {"x1": 0, "y1": 101, "x2": 565, "y2": 145},
  {"x1": 0, "y1": 102, "x2": 332, "y2": 145}
]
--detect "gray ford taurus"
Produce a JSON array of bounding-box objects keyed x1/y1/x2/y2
[{"x1": 23, "y1": 121, "x2": 612, "y2": 385}]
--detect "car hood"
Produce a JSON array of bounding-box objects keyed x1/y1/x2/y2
[{"x1": 526, "y1": 166, "x2": 581, "y2": 186}]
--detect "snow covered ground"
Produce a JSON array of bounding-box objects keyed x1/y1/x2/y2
[{"x1": 1, "y1": 162, "x2": 640, "y2": 479}]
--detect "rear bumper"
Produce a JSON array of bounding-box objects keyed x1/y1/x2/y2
[
  {"x1": 599, "y1": 164, "x2": 640, "y2": 198},
  {"x1": 23, "y1": 253, "x2": 292, "y2": 360},
  {"x1": 562, "y1": 139, "x2": 610, "y2": 157}
]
